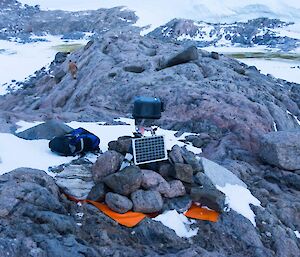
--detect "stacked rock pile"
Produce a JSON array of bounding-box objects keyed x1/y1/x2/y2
[{"x1": 88, "y1": 136, "x2": 226, "y2": 214}]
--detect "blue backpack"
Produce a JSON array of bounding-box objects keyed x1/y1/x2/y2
[{"x1": 49, "y1": 127, "x2": 100, "y2": 156}]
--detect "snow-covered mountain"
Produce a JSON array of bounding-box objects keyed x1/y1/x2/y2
[
  {"x1": 149, "y1": 18, "x2": 299, "y2": 51},
  {"x1": 18, "y1": 0, "x2": 300, "y2": 32}
]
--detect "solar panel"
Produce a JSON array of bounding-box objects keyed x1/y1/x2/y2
[{"x1": 132, "y1": 135, "x2": 168, "y2": 165}]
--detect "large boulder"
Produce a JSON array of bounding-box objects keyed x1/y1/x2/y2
[
  {"x1": 16, "y1": 120, "x2": 73, "y2": 140},
  {"x1": 105, "y1": 192, "x2": 133, "y2": 213},
  {"x1": 103, "y1": 166, "x2": 142, "y2": 196},
  {"x1": 92, "y1": 150, "x2": 124, "y2": 182},
  {"x1": 259, "y1": 131, "x2": 300, "y2": 170},
  {"x1": 131, "y1": 190, "x2": 163, "y2": 213},
  {"x1": 157, "y1": 46, "x2": 199, "y2": 70}
]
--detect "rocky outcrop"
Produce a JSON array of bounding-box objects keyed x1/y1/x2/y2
[
  {"x1": 1, "y1": 166, "x2": 298, "y2": 257},
  {"x1": 16, "y1": 120, "x2": 73, "y2": 140},
  {"x1": 259, "y1": 131, "x2": 300, "y2": 170}
]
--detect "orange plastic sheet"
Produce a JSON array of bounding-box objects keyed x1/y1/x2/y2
[
  {"x1": 185, "y1": 204, "x2": 219, "y2": 222},
  {"x1": 67, "y1": 195, "x2": 219, "y2": 227},
  {"x1": 87, "y1": 200, "x2": 147, "y2": 228}
]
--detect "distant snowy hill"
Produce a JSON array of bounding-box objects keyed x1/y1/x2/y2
[
  {"x1": 149, "y1": 18, "x2": 299, "y2": 51},
  {"x1": 1, "y1": 0, "x2": 298, "y2": 86},
  {"x1": 18, "y1": 0, "x2": 300, "y2": 32}
]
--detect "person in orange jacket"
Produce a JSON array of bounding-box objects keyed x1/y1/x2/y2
[{"x1": 68, "y1": 60, "x2": 78, "y2": 79}]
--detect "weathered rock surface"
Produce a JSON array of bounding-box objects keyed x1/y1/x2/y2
[
  {"x1": 190, "y1": 187, "x2": 226, "y2": 212},
  {"x1": 104, "y1": 166, "x2": 143, "y2": 196},
  {"x1": 55, "y1": 164, "x2": 94, "y2": 199},
  {"x1": 164, "y1": 180, "x2": 186, "y2": 198},
  {"x1": 105, "y1": 192, "x2": 133, "y2": 213},
  {"x1": 259, "y1": 131, "x2": 300, "y2": 170},
  {"x1": 108, "y1": 136, "x2": 133, "y2": 155},
  {"x1": 141, "y1": 169, "x2": 170, "y2": 195},
  {"x1": 131, "y1": 190, "x2": 163, "y2": 213},
  {"x1": 92, "y1": 150, "x2": 124, "y2": 182},
  {"x1": 172, "y1": 163, "x2": 194, "y2": 183},
  {"x1": 87, "y1": 182, "x2": 107, "y2": 202}
]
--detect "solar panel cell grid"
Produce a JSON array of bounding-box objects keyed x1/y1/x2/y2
[{"x1": 132, "y1": 136, "x2": 167, "y2": 165}]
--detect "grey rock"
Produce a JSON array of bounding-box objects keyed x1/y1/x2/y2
[
  {"x1": 211, "y1": 51, "x2": 219, "y2": 60},
  {"x1": 150, "y1": 17, "x2": 299, "y2": 52},
  {"x1": 54, "y1": 69, "x2": 66, "y2": 84},
  {"x1": 104, "y1": 165, "x2": 142, "y2": 196},
  {"x1": 181, "y1": 147, "x2": 203, "y2": 173},
  {"x1": 171, "y1": 163, "x2": 194, "y2": 183},
  {"x1": 259, "y1": 131, "x2": 300, "y2": 170},
  {"x1": 141, "y1": 169, "x2": 170, "y2": 194},
  {"x1": 55, "y1": 164, "x2": 94, "y2": 199},
  {"x1": 123, "y1": 65, "x2": 145, "y2": 73},
  {"x1": 169, "y1": 145, "x2": 184, "y2": 164},
  {"x1": 105, "y1": 192, "x2": 133, "y2": 213},
  {"x1": 157, "y1": 46, "x2": 198, "y2": 70},
  {"x1": 190, "y1": 187, "x2": 226, "y2": 212},
  {"x1": 158, "y1": 163, "x2": 172, "y2": 179},
  {"x1": 87, "y1": 182, "x2": 107, "y2": 202},
  {"x1": 162, "y1": 195, "x2": 192, "y2": 213},
  {"x1": 16, "y1": 120, "x2": 72, "y2": 140},
  {"x1": 164, "y1": 180, "x2": 186, "y2": 198},
  {"x1": 108, "y1": 136, "x2": 132, "y2": 155},
  {"x1": 92, "y1": 150, "x2": 124, "y2": 182},
  {"x1": 131, "y1": 190, "x2": 163, "y2": 213},
  {"x1": 84, "y1": 40, "x2": 94, "y2": 51},
  {"x1": 54, "y1": 52, "x2": 69, "y2": 64},
  {"x1": 133, "y1": 219, "x2": 189, "y2": 251},
  {"x1": 194, "y1": 172, "x2": 215, "y2": 189}
]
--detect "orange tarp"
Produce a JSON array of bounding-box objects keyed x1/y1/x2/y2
[
  {"x1": 87, "y1": 200, "x2": 146, "y2": 228},
  {"x1": 67, "y1": 195, "x2": 220, "y2": 227},
  {"x1": 185, "y1": 204, "x2": 219, "y2": 222}
]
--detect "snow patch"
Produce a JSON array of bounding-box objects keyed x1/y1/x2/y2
[
  {"x1": 153, "y1": 210, "x2": 198, "y2": 238},
  {"x1": 286, "y1": 110, "x2": 300, "y2": 125},
  {"x1": 294, "y1": 230, "x2": 300, "y2": 238},
  {"x1": 273, "y1": 122, "x2": 278, "y2": 131},
  {"x1": 217, "y1": 184, "x2": 261, "y2": 226},
  {"x1": 0, "y1": 133, "x2": 75, "y2": 176},
  {"x1": 0, "y1": 35, "x2": 90, "y2": 91}
]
